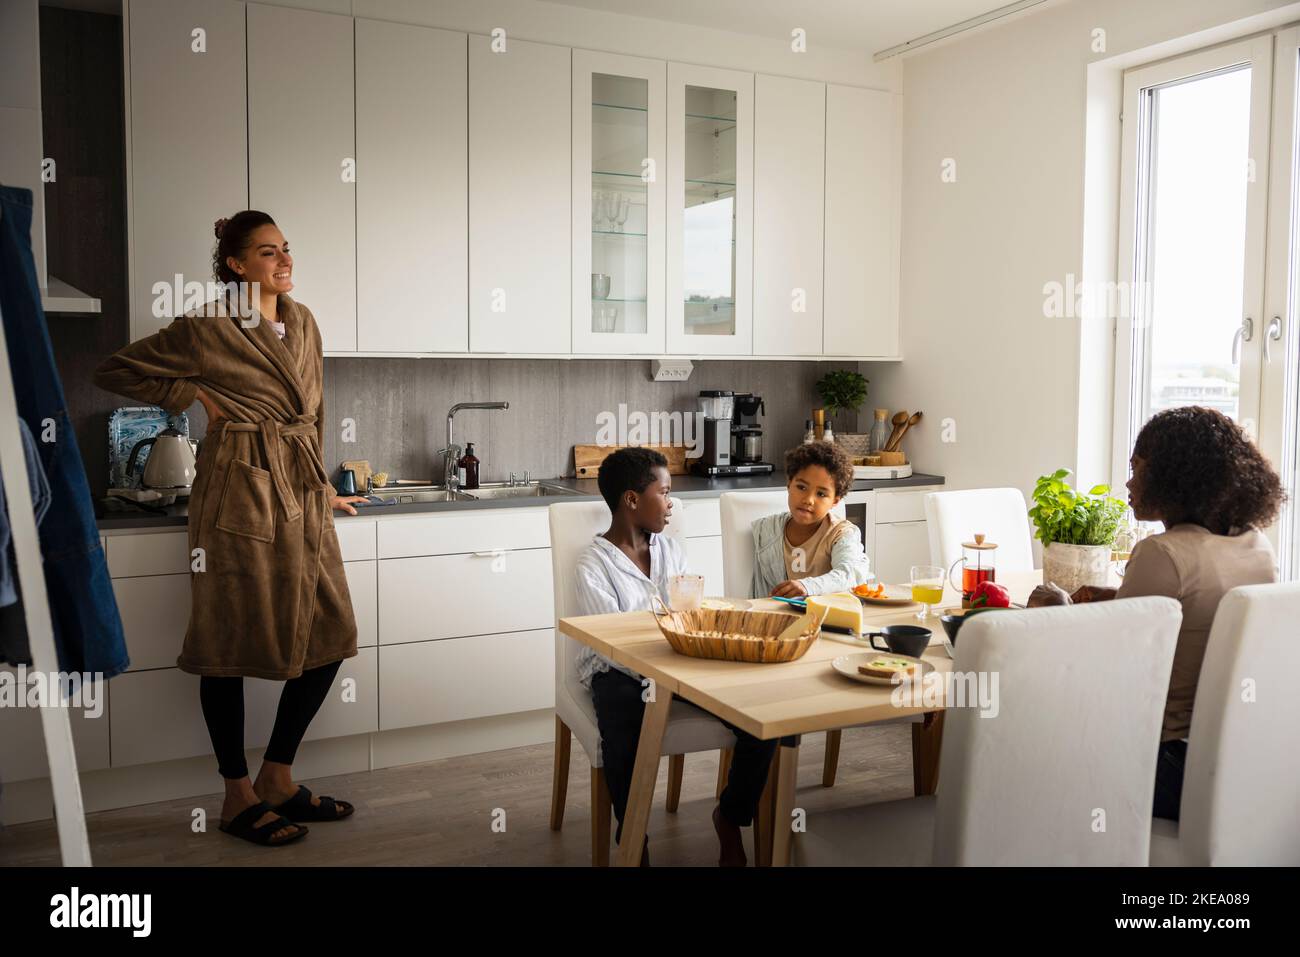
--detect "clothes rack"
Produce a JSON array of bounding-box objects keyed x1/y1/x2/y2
[{"x1": 0, "y1": 295, "x2": 91, "y2": 866}]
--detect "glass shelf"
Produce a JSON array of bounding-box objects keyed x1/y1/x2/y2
[
  {"x1": 593, "y1": 229, "x2": 648, "y2": 237},
  {"x1": 594, "y1": 101, "x2": 648, "y2": 113},
  {"x1": 592, "y1": 297, "x2": 647, "y2": 303}
]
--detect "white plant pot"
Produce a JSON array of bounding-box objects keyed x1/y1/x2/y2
[{"x1": 1042, "y1": 542, "x2": 1111, "y2": 595}]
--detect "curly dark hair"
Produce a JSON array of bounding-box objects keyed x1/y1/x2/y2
[
  {"x1": 1132, "y1": 406, "x2": 1284, "y2": 534},
  {"x1": 597, "y1": 447, "x2": 668, "y2": 513},
  {"x1": 212, "y1": 210, "x2": 276, "y2": 284},
  {"x1": 784, "y1": 441, "x2": 854, "y2": 498}
]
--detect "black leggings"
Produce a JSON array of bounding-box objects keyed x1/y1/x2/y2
[{"x1": 199, "y1": 661, "x2": 342, "y2": 780}]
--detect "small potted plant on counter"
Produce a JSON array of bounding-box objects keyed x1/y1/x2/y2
[
  {"x1": 815, "y1": 369, "x2": 870, "y2": 454},
  {"x1": 1029, "y1": 468, "x2": 1127, "y2": 594}
]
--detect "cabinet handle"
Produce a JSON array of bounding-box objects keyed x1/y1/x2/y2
[{"x1": 472, "y1": 550, "x2": 508, "y2": 558}]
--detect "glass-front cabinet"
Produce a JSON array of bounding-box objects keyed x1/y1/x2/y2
[
  {"x1": 572, "y1": 50, "x2": 666, "y2": 354},
  {"x1": 667, "y1": 62, "x2": 754, "y2": 355}
]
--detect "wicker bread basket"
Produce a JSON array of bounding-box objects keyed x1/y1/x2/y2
[{"x1": 650, "y1": 595, "x2": 829, "y2": 663}]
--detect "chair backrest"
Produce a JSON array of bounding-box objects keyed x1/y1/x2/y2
[
  {"x1": 548, "y1": 497, "x2": 686, "y2": 708},
  {"x1": 924, "y1": 487, "x2": 1034, "y2": 575},
  {"x1": 719, "y1": 490, "x2": 845, "y2": 599},
  {"x1": 1180, "y1": 582, "x2": 1300, "y2": 865},
  {"x1": 932, "y1": 596, "x2": 1181, "y2": 865}
]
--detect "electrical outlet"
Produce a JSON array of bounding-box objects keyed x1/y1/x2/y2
[{"x1": 651, "y1": 359, "x2": 694, "y2": 382}]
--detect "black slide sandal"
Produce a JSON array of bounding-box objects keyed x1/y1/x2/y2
[
  {"x1": 274, "y1": 785, "x2": 355, "y2": 822},
  {"x1": 219, "y1": 801, "x2": 308, "y2": 846}
]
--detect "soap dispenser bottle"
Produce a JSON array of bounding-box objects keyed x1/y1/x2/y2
[{"x1": 457, "y1": 443, "x2": 480, "y2": 490}]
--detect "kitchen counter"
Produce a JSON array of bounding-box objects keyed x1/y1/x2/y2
[{"x1": 95, "y1": 470, "x2": 945, "y2": 532}]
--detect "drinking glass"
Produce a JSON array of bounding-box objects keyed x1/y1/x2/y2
[
  {"x1": 614, "y1": 194, "x2": 630, "y2": 232},
  {"x1": 668, "y1": 574, "x2": 704, "y2": 611},
  {"x1": 910, "y1": 565, "x2": 944, "y2": 621}
]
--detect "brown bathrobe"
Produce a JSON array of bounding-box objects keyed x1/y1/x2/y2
[{"x1": 94, "y1": 293, "x2": 357, "y2": 679}]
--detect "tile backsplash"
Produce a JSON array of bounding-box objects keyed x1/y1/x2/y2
[{"x1": 317, "y1": 357, "x2": 858, "y2": 486}]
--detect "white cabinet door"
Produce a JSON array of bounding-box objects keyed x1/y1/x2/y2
[
  {"x1": 824, "y1": 85, "x2": 901, "y2": 358},
  {"x1": 666, "y1": 62, "x2": 754, "y2": 355},
  {"x1": 379, "y1": 549, "x2": 554, "y2": 643},
  {"x1": 344, "y1": 561, "x2": 377, "y2": 649},
  {"x1": 753, "y1": 74, "x2": 825, "y2": 356},
  {"x1": 874, "y1": 520, "x2": 932, "y2": 586},
  {"x1": 243, "y1": 648, "x2": 378, "y2": 744},
  {"x1": 469, "y1": 35, "x2": 570, "y2": 353},
  {"x1": 379, "y1": 629, "x2": 554, "y2": 730},
  {"x1": 114, "y1": 573, "x2": 190, "y2": 671},
  {"x1": 0, "y1": 670, "x2": 110, "y2": 781},
  {"x1": 572, "y1": 50, "x2": 666, "y2": 354},
  {"x1": 247, "y1": 4, "x2": 356, "y2": 352},
  {"x1": 356, "y1": 20, "x2": 467, "y2": 353},
  {"x1": 684, "y1": 536, "x2": 725, "y2": 596},
  {"x1": 127, "y1": 0, "x2": 247, "y2": 341}
]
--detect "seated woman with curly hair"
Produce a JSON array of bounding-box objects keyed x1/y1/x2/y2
[{"x1": 1030, "y1": 406, "x2": 1283, "y2": 821}]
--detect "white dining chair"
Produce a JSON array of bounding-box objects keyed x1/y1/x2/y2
[
  {"x1": 718, "y1": 490, "x2": 882, "y2": 793},
  {"x1": 793, "y1": 597, "x2": 1181, "y2": 866},
  {"x1": 548, "y1": 498, "x2": 736, "y2": 866},
  {"x1": 924, "y1": 487, "x2": 1035, "y2": 574},
  {"x1": 1150, "y1": 581, "x2": 1300, "y2": 866}
]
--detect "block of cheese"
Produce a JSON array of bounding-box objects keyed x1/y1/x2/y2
[{"x1": 806, "y1": 593, "x2": 864, "y2": 637}]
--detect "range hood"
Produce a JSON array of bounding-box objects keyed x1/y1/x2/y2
[{"x1": 0, "y1": 0, "x2": 101, "y2": 314}]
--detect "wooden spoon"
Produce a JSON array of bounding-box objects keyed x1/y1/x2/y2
[
  {"x1": 886, "y1": 411, "x2": 923, "y2": 452},
  {"x1": 882, "y1": 411, "x2": 909, "y2": 452}
]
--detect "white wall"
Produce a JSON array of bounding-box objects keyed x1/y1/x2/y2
[{"x1": 863, "y1": 0, "x2": 1296, "y2": 500}]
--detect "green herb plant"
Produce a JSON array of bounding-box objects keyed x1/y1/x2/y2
[
  {"x1": 815, "y1": 369, "x2": 869, "y2": 421},
  {"x1": 1029, "y1": 468, "x2": 1127, "y2": 547}
]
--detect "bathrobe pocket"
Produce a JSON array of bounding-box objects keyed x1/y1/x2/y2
[{"x1": 215, "y1": 459, "x2": 277, "y2": 542}]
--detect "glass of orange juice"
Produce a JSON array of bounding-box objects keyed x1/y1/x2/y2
[{"x1": 910, "y1": 565, "x2": 944, "y2": 620}]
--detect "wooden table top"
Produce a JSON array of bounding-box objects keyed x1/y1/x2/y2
[{"x1": 558, "y1": 570, "x2": 1043, "y2": 740}]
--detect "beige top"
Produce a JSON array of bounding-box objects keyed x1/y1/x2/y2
[
  {"x1": 1117, "y1": 523, "x2": 1276, "y2": 741},
  {"x1": 783, "y1": 515, "x2": 852, "y2": 581}
]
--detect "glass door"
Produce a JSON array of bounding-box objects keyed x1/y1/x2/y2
[
  {"x1": 1113, "y1": 36, "x2": 1274, "y2": 490},
  {"x1": 1263, "y1": 28, "x2": 1300, "y2": 577},
  {"x1": 572, "y1": 50, "x2": 665, "y2": 354},
  {"x1": 666, "y1": 62, "x2": 753, "y2": 355}
]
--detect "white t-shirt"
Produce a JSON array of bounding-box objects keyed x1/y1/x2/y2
[{"x1": 571, "y1": 531, "x2": 687, "y2": 688}]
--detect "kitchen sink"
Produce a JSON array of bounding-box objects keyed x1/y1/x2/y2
[
  {"x1": 356, "y1": 480, "x2": 579, "y2": 505},
  {"x1": 457, "y1": 482, "x2": 579, "y2": 500},
  {"x1": 360, "y1": 486, "x2": 463, "y2": 504}
]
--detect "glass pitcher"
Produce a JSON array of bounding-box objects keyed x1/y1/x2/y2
[{"x1": 947, "y1": 533, "x2": 998, "y2": 608}]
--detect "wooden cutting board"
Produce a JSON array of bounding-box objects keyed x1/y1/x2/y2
[{"x1": 574, "y1": 444, "x2": 689, "y2": 477}]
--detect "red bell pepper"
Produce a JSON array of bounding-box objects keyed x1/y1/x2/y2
[{"x1": 970, "y1": 581, "x2": 1012, "y2": 608}]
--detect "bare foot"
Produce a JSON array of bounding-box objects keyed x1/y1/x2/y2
[{"x1": 713, "y1": 805, "x2": 747, "y2": 867}]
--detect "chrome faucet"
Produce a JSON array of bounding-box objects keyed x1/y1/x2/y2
[{"x1": 438, "y1": 401, "x2": 509, "y2": 490}]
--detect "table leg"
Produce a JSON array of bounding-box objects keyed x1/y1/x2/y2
[
  {"x1": 615, "y1": 689, "x2": 673, "y2": 867},
  {"x1": 911, "y1": 711, "x2": 945, "y2": 796},
  {"x1": 771, "y1": 737, "x2": 800, "y2": 867},
  {"x1": 754, "y1": 747, "x2": 778, "y2": 866}
]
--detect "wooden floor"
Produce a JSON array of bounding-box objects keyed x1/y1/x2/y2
[{"x1": 0, "y1": 724, "x2": 914, "y2": 866}]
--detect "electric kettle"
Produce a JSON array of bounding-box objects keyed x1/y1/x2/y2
[{"x1": 126, "y1": 427, "x2": 199, "y2": 495}]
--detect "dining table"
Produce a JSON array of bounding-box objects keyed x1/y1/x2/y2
[{"x1": 557, "y1": 569, "x2": 1048, "y2": 866}]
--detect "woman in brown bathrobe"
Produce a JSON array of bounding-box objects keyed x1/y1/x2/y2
[{"x1": 94, "y1": 210, "x2": 368, "y2": 845}]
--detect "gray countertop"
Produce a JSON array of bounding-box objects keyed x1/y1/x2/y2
[{"x1": 95, "y1": 470, "x2": 945, "y2": 532}]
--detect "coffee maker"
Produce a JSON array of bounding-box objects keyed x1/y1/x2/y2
[{"x1": 691, "y1": 390, "x2": 775, "y2": 476}]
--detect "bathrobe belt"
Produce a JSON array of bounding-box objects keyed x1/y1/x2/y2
[{"x1": 218, "y1": 415, "x2": 332, "y2": 522}]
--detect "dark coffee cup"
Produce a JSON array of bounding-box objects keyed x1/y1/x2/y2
[{"x1": 868, "y1": 624, "x2": 931, "y2": 658}]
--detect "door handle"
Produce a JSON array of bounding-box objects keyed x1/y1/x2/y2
[
  {"x1": 1265, "y1": 316, "x2": 1282, "y2": 363},
  {"x1": 1231, "y1": 316, "x2": 1254, "y2": 364}
]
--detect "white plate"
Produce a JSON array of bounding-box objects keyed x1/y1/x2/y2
[{"x1": 832, "y1": 652, "x2": 935, "y2": 687}]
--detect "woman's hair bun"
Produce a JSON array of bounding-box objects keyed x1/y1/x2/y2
[{"x1": 213, "y1": 217, "x2": 231, "y2": 239}]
